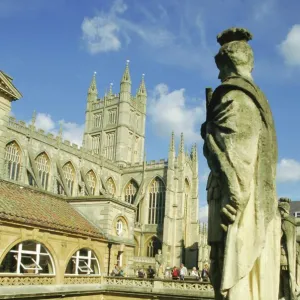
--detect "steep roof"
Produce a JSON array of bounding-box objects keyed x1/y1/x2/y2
[{"x1": 0, "y1": 180, "x2": 105, "y2": 240}]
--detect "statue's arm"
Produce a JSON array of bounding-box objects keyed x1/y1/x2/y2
[{"x1": 205, "y1": 89, "x2": 261, "y2": 215}]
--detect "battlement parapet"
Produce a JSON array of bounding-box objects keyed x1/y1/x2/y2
[{"x1": 7, "y1": 117, "x2": 121, "y2": 172}]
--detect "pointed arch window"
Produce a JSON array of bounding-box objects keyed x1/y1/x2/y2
[
  {"x1": 4, "y1": 141, "x2": 21, "y2": 181},
  {"x1": 0, "y1": 240, "x2": 55, "y2": 274},
  {"x1": 146, "y1": 237, "x2": 162, "y2": 257},
  {"x1": 148, "y1": 177, "x2": 165, "y2": 225},
  {"x1": 124, "y1": 180, "x2": 138, "y2": 204},
  {"x1": 106, "y1": 177, "x2": 116, "y2": 196},
  {"x1": 86, "y1": 170, "x2": 96, "y2": 195},
  {"x1": 35, "y1": 153, "x2": 50, "y2": 190},
  {"x1": 63, "y1": 162, "x2": 75, "y2": 195},
  {"x1": 65, "y1": 248, "x2": 100, "y2": 275}
]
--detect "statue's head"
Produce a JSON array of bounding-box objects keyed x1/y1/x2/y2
[
  {"x1": 215, "y1": 28, "x2": 254, "y2": 82},
  {"x1": 278, "y1": 197, "x2": 291, "y2": 217},
  {"x1": 158, "y1": 249, "x2": 162, "y2": 254}
]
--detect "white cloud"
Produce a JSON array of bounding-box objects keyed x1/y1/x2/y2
[
  {"x1": 148, "y1": 84, "x2": 205, "y2": 144},
  {"x1": 35, "y1": 113, "x2": 55, "y2": 131},
  {"x1": 279, "y1": 24, "x2": 300, "y2": 66},
  {"x1": 277, "y1": 158, "x2": 300, "y2": 182},
  {"x1": 199, "y1": 204, "x2": 208, "y2": 223},
  {"x1": 31, "y1": 113, "x2": 84, "y2": 146},
  {"x1": 81, "y1": 0, "x2": 127, "y2": 54},
  {"x1": 80, "y1": 0, "x2": 212, "y2": 71}
]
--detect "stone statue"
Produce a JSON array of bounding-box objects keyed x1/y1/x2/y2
[
  {"x1": 155, "y1": 249, "x2": 165, "y2": 278},
  {"x1": 201, "y1": 27, "x2": 281, "y2": 299},
  {"x1": 278, "y1": 198, "x2": 299, "y2": 300}
]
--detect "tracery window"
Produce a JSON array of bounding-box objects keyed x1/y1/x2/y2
[
  {"x1": 104, "y1": 131, "x2": 115, "y2": 160},
  {"x1": 108, "y1": 109, "x2": 117, "y2": 124},
  {"x1": 94, "y1": 112, "x2": 102, "y2": 128},
  {"x1": 86, "y1": 170, "x2": 96, "y2": 195},
  {"x1": 62, "y1": 162, "x2": 75, "y2": 195},
  {"x1": 148, "y1": 177, "x2": 165, "y2": 225},
  {"x1": 92, "y1": 134, "x2": 101, "y2": 155},
  {"x1": 146, "y1": 237, "x2": 162, "y2": 257},
  {"x1": 4, "y1": 141, "x2": 21, "y2": 181},
  {"x1": 116, "y1": 220, "x2": 123, "y2": 236},
  {"x1": 65, "y1": 248, "x2": 100, "y2": 275},
  {"x1": 124, "y1": 180, "x2": 138, "y2": 204},
  {"x1": 106, "y1": 177, "x2": 116, "y2": 196},
  {"x1": 35, "y1": 153, "x2": 50, "y2": 190},
  {"x1": 0, "y1": 241, "x2": 55, "y2": 274}
]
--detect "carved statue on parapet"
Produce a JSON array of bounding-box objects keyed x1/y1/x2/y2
[
  {"x1": 155, "y1": 249, "x2": 166, "y2": 279},
  {"x1": 201, "y1": 27, "x2": 281, "y2": 299},
  {"x1": 278, "y1": 197, "x2": 299, "y2": 300}
]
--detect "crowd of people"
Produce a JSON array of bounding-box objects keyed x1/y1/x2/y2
[{"x1": 134, "y1": 263, "x2": 210, "y2": 281}]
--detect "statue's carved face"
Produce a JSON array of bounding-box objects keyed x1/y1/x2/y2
[{"x1": 216, "y1": 41, "x2": 254, "y2": 82}]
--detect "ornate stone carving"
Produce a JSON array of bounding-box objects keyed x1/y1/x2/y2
[{"x1": 0, "y1": 276, "x2": 55, "y2": 286}]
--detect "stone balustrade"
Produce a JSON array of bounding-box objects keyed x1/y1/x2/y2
[
  {"x1": 0, "y1": 276, "x2": 214, "y2": 299},
  {"x1": 0, "y1": 275, "x2": 55, "y2": 286}
]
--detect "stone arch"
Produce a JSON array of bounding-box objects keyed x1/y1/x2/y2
[
  {"x1": 123, "y1": 178, "x2": 139, "y2": 204},
  {"x1": 145, "y1": 236, "x2": 162, "y2": 257},
  {"x1": 64, "y1": 247, "x2": 101, "y2": 275},
  {"x1": 62, "y1": 161, "x2": 76, "y2": 196},
  {"x1": 112, "y1": 214, "x2": 129, "y2": 238},
  {"x1": 106, "y1": 176, "x2": 117, "y2": 196},
  {"x1": 86, "y1": 169, "x2": 97, "y2": 195},
  {"x1": 0, "y1": 238, "x2": 57, "y2": 275},
  {"x1": 4, "y1": 140, "x2": 23, "y2": 181},
  {"x1": 146, "y1": 175, "x2": 166, "y2": 191},
  {"x1": 35, "y1": 151, "x2": 51, "y2": 190},
  {"x1": 147, "y1": 177, "x2": 166, "y2": 225}
]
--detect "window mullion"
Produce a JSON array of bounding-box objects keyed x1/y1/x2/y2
[
  {"x1": 35, "y1": 243, "x2": 41, "y2": 274},
  {"x1": 75, "y1": 251, "x2": 79, "y2": 275},
  {"x1": 16, "y1": 243, "x2": 22, "y2": 274}
]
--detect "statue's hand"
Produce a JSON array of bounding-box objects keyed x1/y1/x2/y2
[{"x1": 220, "y1": 204, "x2": 237, "y2": 232}]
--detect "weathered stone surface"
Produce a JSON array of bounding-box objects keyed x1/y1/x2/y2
[{"x1": 202, "y1": 27, "x2": 281, "y2": 299}]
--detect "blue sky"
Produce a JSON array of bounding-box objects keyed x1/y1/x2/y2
[{"x1": 1, "y1": 0, "x2": 300, "y2": 220}]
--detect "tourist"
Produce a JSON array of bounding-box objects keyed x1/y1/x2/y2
[
  {"x1": 179, "y1": 263, "x2": 187, "y2": 280},
  {"x1": 172, "y1": 266, "x2": 179, "y2": 280},
  {"x1": 147, "y1": 265, "x2": 155, "y2": 279},
  {"x1": 201, "y1": 263, "x2": 210, "y2": 282},
  {"x1": 111, "y1": 264, "x2": 119, "y2": 276},
  {"x1": 138, "y1": 268, "x2": 145, "y2": 278},
  {"x1": 190, "y1": 267, "x2": 200, "y2": 280}
]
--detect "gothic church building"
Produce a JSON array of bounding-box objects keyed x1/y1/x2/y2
[{"x1": 0, "y1": 63, "x2": 203, "y2": 278}]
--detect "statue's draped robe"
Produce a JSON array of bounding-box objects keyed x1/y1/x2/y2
[
  {"x1": 281, "y1": 216, "x2": 297, "y2": 299},
  {"x1": 204, "y1": 77, "x2": 281, "y2": 299}
]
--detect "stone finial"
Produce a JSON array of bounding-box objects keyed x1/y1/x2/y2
[
  {"x1": 88, "y1": 71, "x2": 98, "y2": 95},
  {"x1": 137, "y1": 73, "x2": 147, "y2": 96},
  {"x1": 121, "y1": 59, "x2": 131, "y2": 83}
]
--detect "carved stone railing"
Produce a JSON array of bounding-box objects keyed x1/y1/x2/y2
[
  {"x1": 103, "y1": 276, "x2": 154, "y2": 288},
  {"x1": 64, "y1": 276, "x2": 101, "y2": 284},
  {"x1": 0, "y1": 275, "x2": 55, "y2": 286},
  {"x1": 0, "y1": 276, "x2": 214, "y2": 299},
  {"x1": 162, "y1": 280, "x2": 214, "y2": 292}
]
